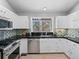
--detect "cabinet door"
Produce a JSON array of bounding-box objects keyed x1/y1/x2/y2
[
  {"x1": 74, "y1": 44, "x2": 79, "y2": 59},
  {"x1": 56, "y1": 38, "x2": 64, "y2": 52},
  {"x1": 0, "y1": 5, "x2": 9, "y2": 17},
  {"x1": 40, "y1": 39, "x2": 58, "y2": 53},
  {"x1": 0, "y1": 5, "x2": 13, "y2": 20},
  {"x1": 59, "y1": 39, "x2": 71, "y2": 56},
  {"x1": 13, "y1": 16, "x2": 29, "y2": 29},
  {"x1": 20, "y1": 39, "x2": 27, "y2": 55},
  {"x1": 56, "y1": 16, "x2": 70, "y2": 28},
  {"x1": 68, "y1": 11, "x2": 79, "y2": 28},
  {"x1": 65, "y1": 40, "x2": 72, "y2": 57},
  {"x1": 70, "y1": 42, "x2": 79, "y2": 59},
  {"x1": 63, "y1": 39, "x2": 79, "y2": 59},
  {"x1": 0, "y1": 5, "x2": 4, "y2": 17}
]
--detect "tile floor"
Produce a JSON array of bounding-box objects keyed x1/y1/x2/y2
[{"x1": 20, "y1": 54, "x2": 69, "y2": 59}]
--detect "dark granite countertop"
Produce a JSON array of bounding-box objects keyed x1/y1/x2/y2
[
  {"x1": 12, "y1": 33, "x2": 78, "y2": 44},
  {"x1": 25, "y1": 36, "x2": 79, "y2": 44},
  {"x1": 10, "y1": 35, "x2": 79, "y2": 44},
  {"x1": 65, "y1": 37, "x2": 79, "y2": 44}
]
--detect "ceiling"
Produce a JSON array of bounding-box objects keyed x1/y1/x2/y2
[{"x1": 7, "y1": 0, "x2": 79, "y2": 16}]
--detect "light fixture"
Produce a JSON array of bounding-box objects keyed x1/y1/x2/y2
[{"x1": 43, "y1": 7, "x2": 47, "y2": 11}]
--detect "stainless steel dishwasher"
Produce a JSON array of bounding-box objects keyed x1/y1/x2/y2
[{"x1": 28, "y1": 39, "x2": 40, "y2": 53}]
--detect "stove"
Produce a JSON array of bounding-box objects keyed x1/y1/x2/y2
[
  {"x1": 0, "y1": 39, "x2": 20, "y2": 59},
  {"x1": 0, "y1": 39, "x2": 15, "y2": 48}
]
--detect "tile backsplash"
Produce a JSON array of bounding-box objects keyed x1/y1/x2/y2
[
  {"x1": 4, "y1": 30, "x2": 16, "y2": 39},
  {"x1": 0, "y1": 30, "x2": 16, "y2": 41},
  {"x1": 0, "y1": 28, "x2": 79, "y2": 41},
  {"x1": 0, "y1": 29, "x2": 29, "y2": 41},
  {"x1": 56, "y1": 28, "x2": 79, "y2": 38},
  {"x1": 15, "y1": 29, "x2": 29, "y2": 35},
  {"x1": 55, "y1": 28, "x2": 68, "y2": 37},
  {"x1": 67, "y1": 29, "x2": 79, "y2": 38}
]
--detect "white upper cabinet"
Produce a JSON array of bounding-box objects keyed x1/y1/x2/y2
[
  {"x1": 0, "y1": 5, "x2": 16, "y2": 21},
  {"x1": 13, "y1": 16, "x2": 29, "y2": 29},
  {"x1": 68, "y1": 11, "x2": 79, "y2": 28},
  {"x1": 0, "y1": 5, "x2": 30, "y2": 29},
  {"x1": 56, "y1": 16, "x2": 70, "y2": 28},
  {"x1": 0, "y1": 5, "x2": 7, "y2": 17},
  {"x1": 56, "y1": 11, "x2": 79, "y2": 28}
]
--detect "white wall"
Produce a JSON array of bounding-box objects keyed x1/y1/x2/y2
[
  {"x1": 69, "y1": 4, "x2": 79, "y2": 14},
  {"x1": 0, "y1": 0, "x2": 15, "y2": 12}
]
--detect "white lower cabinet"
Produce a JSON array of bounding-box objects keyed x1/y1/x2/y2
[
  {"x1": 62, "y1": 39, "x2": 79, "y2": 59},
  {"x1": 40, "y1": 38, "x2": 62, "y2": 53},
  {"x1": 69, "y1": 42, "x2": 79, "y2": 59},
  {"x1": 19, "y1": 38, "x2": 79, "y2": 59},
  {"x1": 40, "y1": 38, "x2": 79, "y2": 59},
  {"x1": 74, "y1": 46, "x2": 79, "y2": 59},
  {"x1": 55, "y1": 38, "x2": 64, "y2": 52},
  {"x1": 61, "y1": 39, "x2": 71, "y2": 56},
  {"x1": 20, "y1": 39, "x2": 28, "y2": 55}
]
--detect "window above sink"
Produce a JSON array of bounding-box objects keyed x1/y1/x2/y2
[{"x1": 30, "y1": 17, "x2": 53, "y2": 32}]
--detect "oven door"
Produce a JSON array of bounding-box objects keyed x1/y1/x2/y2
[
  {"x1": 3, "y1": 41, "x2": 20, "y2": 59},
  {"x1": 8, "y1": 47, "x2": 20, "y2": 59},
  {"x1": 3, "y1": 47, "x2": 20, "y2": 59}
]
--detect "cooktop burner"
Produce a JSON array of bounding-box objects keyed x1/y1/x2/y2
[{"x1": 0, "y1": 39, "x2": 15, "y2": 47}]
